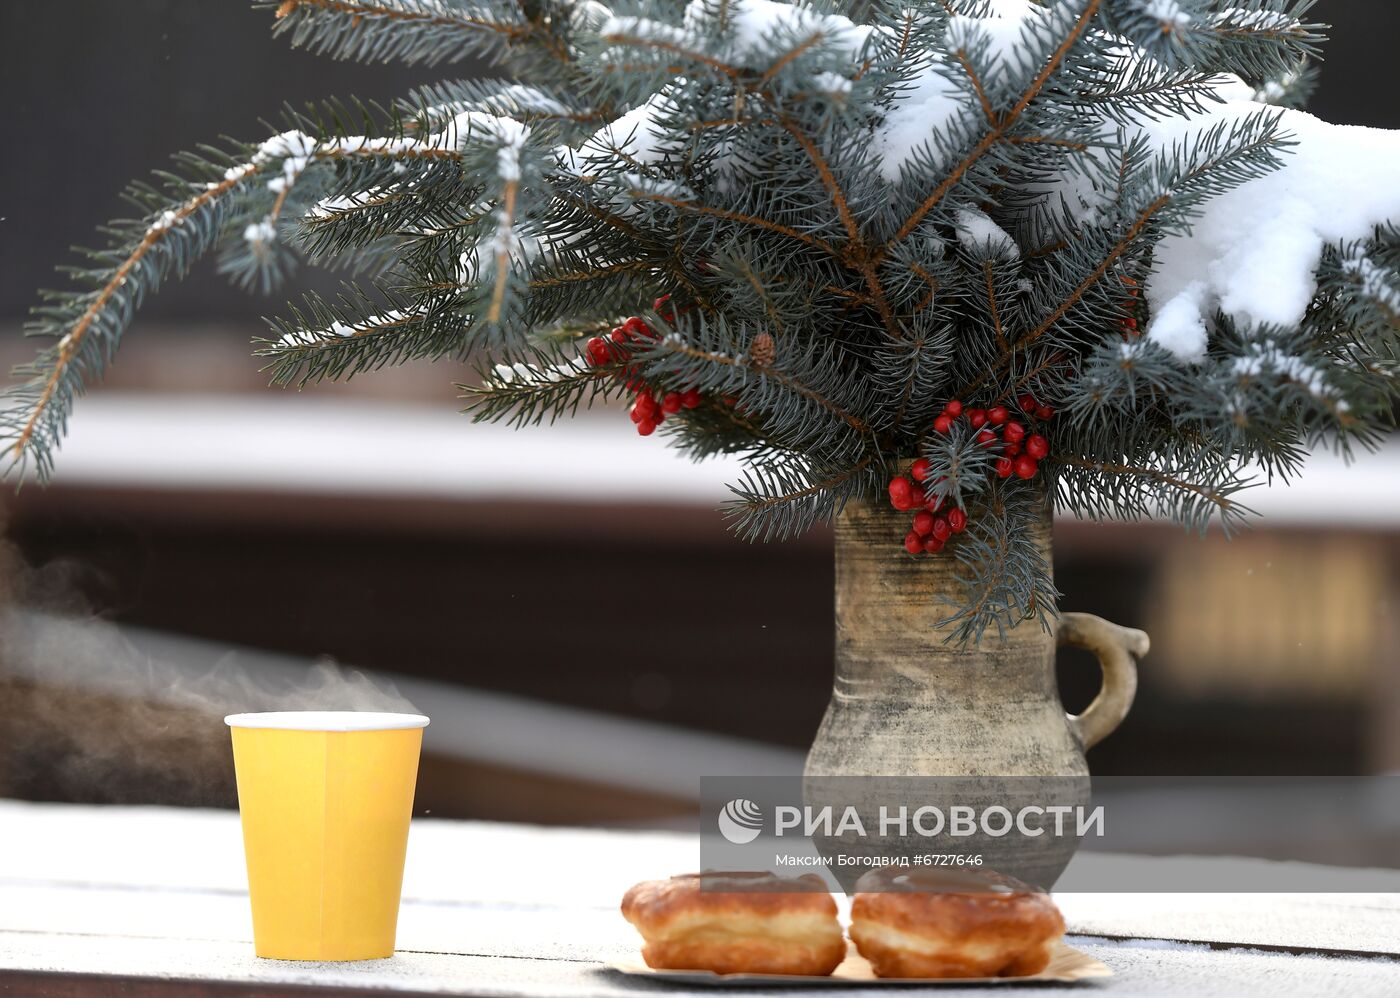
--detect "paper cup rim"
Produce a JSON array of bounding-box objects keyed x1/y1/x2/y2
[{"x1": 224, "y1": 710, "x2": 430, "y2": 731}]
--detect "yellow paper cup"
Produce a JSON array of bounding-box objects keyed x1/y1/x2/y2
[{"x1": 225, "y1": 710, "x2": 429, "y2": 961}]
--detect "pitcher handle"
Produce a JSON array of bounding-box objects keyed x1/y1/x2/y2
[{"x1": 1058, "y1": 612, "x2": 1150, "y2": 750}]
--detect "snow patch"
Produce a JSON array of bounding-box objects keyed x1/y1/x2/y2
[
  {"x1": 243, "y1": 219, "x2": 276, "y2": 245},
  {"x1": 955, "y1": 209, "x2": 1019, "y2": 258},
  {"x1": 1148, "y1": 105, "x2": 1400, "y2": 357},
  {"x1": 1341, "y1": 250, "x2": 1400, "y2": 314},
  {"x1": 1143, "y1": 0, "x2": 1190, "y2": 28},
  {"x1": 812, "y1": 71, "x2": 852, "y2": 96},
  {"x1": 1211, "y1": 8, "x2": 1298, "y2": 32},
  {"x1": 682, "y1": 0, "x2": 872, "y2": 67},
  {"x1": 276, "y1": 308, "x2": 412, "y2": 349},
  {"x1": 873, "y1": 61, "x2": 966, "y2": 182},
  {"x1": 490, "y1": 356, "x2": 590, "y2": 386},
  {"x1": 946, "y1": 0, "x2": 1048, "y2": 65},
  {"x1": 566, "y1": 89, "x2": 683, "y2": 169},
  {"x1": 1228, "y1": 343, "x2": 1336, "y2": 406},
  {"x1": 146, "y1": 209, "x2": 181, "y2": 235},
  {"x1": 1146, "y1": 281, "x2": 1209, "y2": 361},
  {"x1": 873, "y1": 1, "x2": 1049, "y2": 182},
  {"x1": 490, "y1": 118, "x2": 531, "y2": 183},
  {"x1": 476, "y1": 84, "x2": 570, "y2": 118}
]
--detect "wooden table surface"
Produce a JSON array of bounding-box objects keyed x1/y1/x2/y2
[{"x1": 1, "y1": 800, "x2": 1398, "y2": 997}]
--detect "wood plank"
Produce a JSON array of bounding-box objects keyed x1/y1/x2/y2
[
  {"x1": 0, "y1": 971, "x2": 446, "y2": 998},
  {"x1": 8, "y1": 878, "x2": 1400, "y2": 967},
  {"x1": 1059, "y1": 894, "x2": 1400, "y2": 958},
  {"x1": 3, "y1": 933, "x2": 1400, "y2": 998},
  {"x1": 0, "y1": 884, "x2": 644, "y2": 964}
]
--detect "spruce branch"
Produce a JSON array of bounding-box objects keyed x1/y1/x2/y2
[
  {"x1": 7, "y1": 160, "x2": 260, "y2": 475},
  {"x1": 599, "y1": 18, "x2": 746, "y2": 82},
  {"x1": 937, "y1": 481, "x2": 1059, "y2": 645},
  {"x1": 6, "y1": 109, "x2": 522, "y2": 475},
  {"x1": 266, "y1": 0, "x2": 549, "y2": 66},
  {"x1": 627, "y1": 190, "x2": 843, "y2": 258},
  {"x1": 882, "y1": 0, "x2": 1104, "y2": 254},
  {"x1": 461, "y1": 347, "x2": 628, "y2": 427},
  {"x1": 653, "y1": 338, "x2": 871, "y2": 439},
  {"x1": 257, "y1": 290, "x2": 470, "y2": 386},
  {"x1": 921, "y1": 420, "x2": 999, "y2": 511},
  {"x1": 724, "y1": 454, "x2": 879, "y2": 541},
  {"x1": 1053, "y1": 452, "x2": 1255, "y2": 532},
  {"x1": 965, "y1": 106, "x2": 1288, "y2": 395},
  {"x1": 777, "y1": 115, "x2": 903, "y2": 338}
]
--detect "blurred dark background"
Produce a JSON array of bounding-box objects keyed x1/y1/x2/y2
[{"x1": 1, "y1": 2, "x2": 1398, "y2": 830}]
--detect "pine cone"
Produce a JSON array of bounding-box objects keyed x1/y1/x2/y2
[{"x1": 749, "y1": 332, "x2": 776, "y2": 368}]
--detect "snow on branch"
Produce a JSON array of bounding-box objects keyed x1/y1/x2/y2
[
  {"x1": 1339, "y1": 248, "x2": 1400, "y2": 321},
  {"x1": 1142, "y1": 88, "x2": 1400, "y2": 360},
  {"x1": 599, "y1": 0, "x2": 874, "y2": 75}
]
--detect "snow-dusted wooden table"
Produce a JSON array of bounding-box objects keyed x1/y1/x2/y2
[{"x1": 2, "y1": 800, "x2": 1399, "y2": 997}]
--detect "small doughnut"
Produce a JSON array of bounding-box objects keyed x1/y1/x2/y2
[
  {"x1": 849, "y1": 868, "x2": 1064, "y2": 978},
  {"x1": 621, "y1": 872, "x2": 845, "y2": 976}
]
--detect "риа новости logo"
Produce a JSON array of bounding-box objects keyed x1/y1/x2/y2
[{"x1": 717, "y1": 798, "x2": 764, "y2": 844}]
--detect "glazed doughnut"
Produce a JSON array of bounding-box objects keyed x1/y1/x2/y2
[
  {"x1": 849, "y1": 868, "x2": 1064, "y2": 978},
  {"x1": 621, "y1": 872, "x2": 845, "y2": 976}
]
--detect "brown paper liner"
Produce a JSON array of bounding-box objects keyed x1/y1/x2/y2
[{"x1": 608, "y1": 940, "x2": 1111, "y2": 986}]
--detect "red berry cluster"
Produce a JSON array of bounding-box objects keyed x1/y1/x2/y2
[
  {"x1": 628, "y1": 385, "x2": 702, "y2": 435},
  {"x1": 932, "y1": 395, "x2": 1054, "y2": 481},
  {"x1": 582, "y1": 296, "x2": 701, "y2": 436},
  {"x1": 887, "y1": 395, "x2": 1058, "y2": 556},
  {"x1": 886, "y1": 456, "x2": 968, "y2": 556}
]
